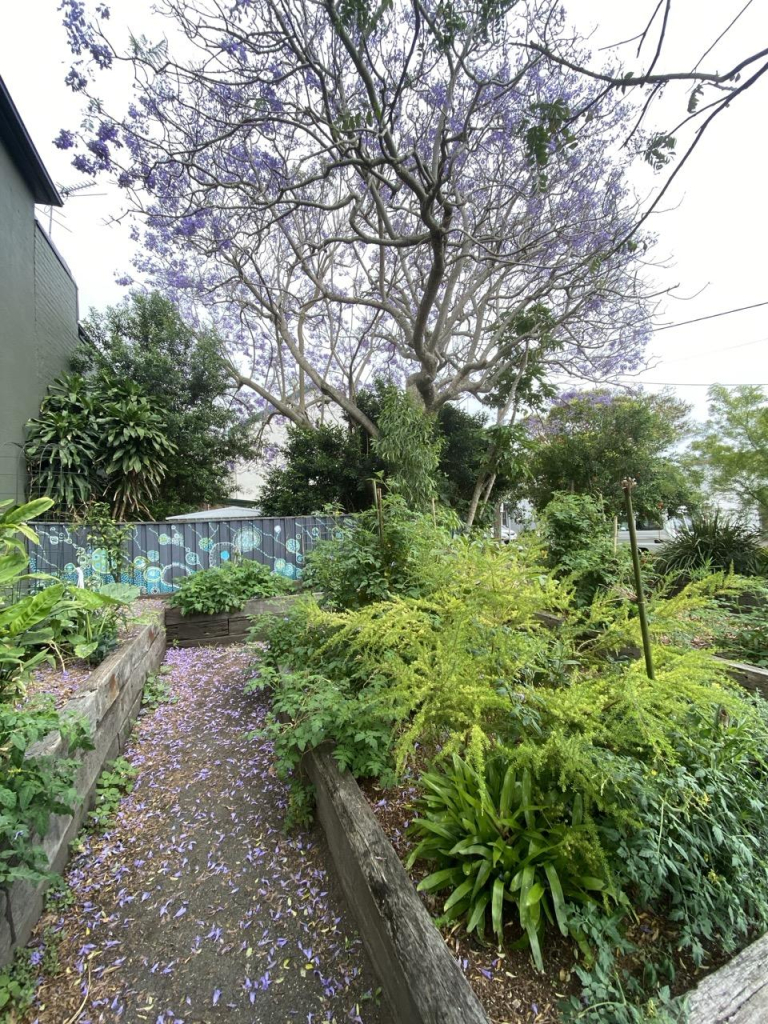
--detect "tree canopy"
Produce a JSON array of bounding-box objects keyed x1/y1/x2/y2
[
  {"x1": 260, "y1": 382, "x2": 513, "y2": 519},
  {"x1": 526, "y1": 388, "x2": 699, "y2": 520},
  {"x1": 694, "y1": 385, "x2": 768, "y2": 532},
  {"x1": 75, "y1": 292, "x2": 256, "y2": 519},
  {"x1": 57, "y1": 0, "x2": 655, "y2": 434}
]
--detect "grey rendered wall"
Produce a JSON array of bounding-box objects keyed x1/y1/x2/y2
[{"x1": 0, "y1": 143, "x2": 79, "y2": 503}]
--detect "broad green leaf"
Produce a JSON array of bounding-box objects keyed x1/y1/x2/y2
[
  {"x1": 417, "y1": 868, "x2": 460, "y2": 893},
  {"x1": 444, "y1": 878, "x2": 474, "y2": 912},
  {"x1": 467, "y1": 891, "x2": 490, "y2": 934},
  {"x1": 544, "y1": 862, "x2": 569, "y2": 936},
  {"x1": 525, "y1": 882, "x2": 545, "y2": 907},
  {"x1": 491, "y1": 876, "x2": 505, "y2": 940}
]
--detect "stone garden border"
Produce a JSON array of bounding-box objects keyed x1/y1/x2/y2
[{"x1": 0, "y1": 615, "x2": 166, "y2": 966}]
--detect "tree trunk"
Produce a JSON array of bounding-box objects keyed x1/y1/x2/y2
[{"x1": 465, "y1": 473, "x2": 488, "y2": 531}]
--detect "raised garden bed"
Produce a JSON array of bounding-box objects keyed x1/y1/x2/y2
[
  {"x1": 22, "y1": 597, "x2": 166, "y2": 709},
  {"x1": 164, "y1": 593, "x2": 302, "y2": 647},
  {"x1": 307, "y1": 744, "x2": 768, "y2": 1024},
  {"x1": 0, "y1": 611, "x2": 166, "y2": 966}
]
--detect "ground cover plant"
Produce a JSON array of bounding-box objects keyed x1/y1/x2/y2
[
  {"x1": 169, "y1": 559, "x2": 292, "y2": 616},
  {"x1": 0, "y1": 501, "x2": 95, "y2": 906},
  {"x1": 255, "y1": 504, "x2": 768, "y2": 1023}
]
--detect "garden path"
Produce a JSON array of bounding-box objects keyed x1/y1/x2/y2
[{"x1": 23, "y1": 645, "x2": 391, "y2": 1024}]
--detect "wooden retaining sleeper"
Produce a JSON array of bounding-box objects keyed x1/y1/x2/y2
[
  {"x1": 164, "y1": 594, "x2": 301, "y2": 647},
  {"x1": 0, "y1": 616, "x2": 166, "y2": 967}
]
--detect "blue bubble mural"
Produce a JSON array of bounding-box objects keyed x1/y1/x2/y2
[{"x1": 27, "y1": 515, "x2": 353, "y2": 594}]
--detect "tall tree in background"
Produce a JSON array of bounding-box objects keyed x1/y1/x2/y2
[
  {"x1": 76, "y1": 293, "x2": 255, "y2": 519},
  {"x1": 526, "y1": 389, "x2": 699, "y2": 520},
  {"x1": 694, "y1": 385, "x2": 768, "y2": 532},
  {"x1": 58, "y1": 0, "x2": 654, "y2": 434},
  {"x1": 260, "y1": 382, "x2": 514, "y2": 519}
]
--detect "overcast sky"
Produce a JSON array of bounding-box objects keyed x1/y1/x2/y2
[{"x1": 1, "y1": 0, "x2": 767, "y2": 422}]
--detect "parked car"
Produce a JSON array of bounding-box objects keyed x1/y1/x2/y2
[{"x1": 617, "y1": 517, "x2": 678, "y2": 551}]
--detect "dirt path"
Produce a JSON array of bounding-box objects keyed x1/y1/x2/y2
[{"x1": 24, "y1": 645, "x2": 391, "y2": 1024}]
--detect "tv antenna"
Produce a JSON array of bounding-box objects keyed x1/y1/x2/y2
[{"x1": 44, "y1": 180, "x2": 106, "y2": 237}]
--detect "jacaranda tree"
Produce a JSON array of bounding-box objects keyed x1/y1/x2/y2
[{"x1": 57, "y1": 0, "x2": 655, "y2": 433}]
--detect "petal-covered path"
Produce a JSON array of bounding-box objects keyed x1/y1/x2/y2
[{"x1": 24, "y1": 645, "x2": 391, "y2": 1024}]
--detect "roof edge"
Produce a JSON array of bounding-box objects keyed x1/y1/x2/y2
[{"x1": 0, "y1": 76, "x2": 62, "y2": 206}]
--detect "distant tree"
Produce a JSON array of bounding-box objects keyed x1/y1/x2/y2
[
  {"x1": 694, "y1": 385, "x2": 768, "y2": 532},
  {"x1": 75, "y1": 293, "x2": 255, "y2": 518},
  {"x1": 527, "y1": 389, "x2": 699, "y2": 520},
  {"x1": 259, "y1": 424, "x2": 377, "y2": 516}
]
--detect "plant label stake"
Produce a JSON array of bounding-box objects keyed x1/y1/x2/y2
[{"x1": 622, "y1": 477, "x2": 655, "y2": 680}]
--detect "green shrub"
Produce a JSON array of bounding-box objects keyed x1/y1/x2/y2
[
  {"x1": 258, "y1": 525, "x2": 768, "y2": 1010},
  {"x1": 0, "y1": 699, "x2": 92, "y2": 885},
  {"x1": 169, "y1": 559, "x2": 292, "y2": 616},
  {"x1": 654, "y1": 511, "x2": 766, "y2": 579},
  {"x1": 88, "y1": 756, "x2": 138, "y2": 831},
  {"x1": 539, "y1": 492, "x2": 630, "y2": 606},
  {"x1": 0, "y1": 498, "x2": 138, "y2": 695},
  {"x1": 303, "y1": 494, "x2": 458, "y2": 610},
  {"x1": 247, "y1": 662, "x2": 396, "y2": 825},
  {"x1": 408, "y1": 755, "x2": 614, "y2": 971}
]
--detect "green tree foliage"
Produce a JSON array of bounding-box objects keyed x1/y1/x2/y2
[
  {"x1": 25, "y1": 372, "x2": 175, "y2": 519},
  {"x1": 75, "y1": 292, "x2": 255, "y2": 518},
  {"x1": 539, "y1": 492, "x2": 629, "y2": 606},
  {"x1": 373, "y1": 388, "x2": 443, "y2": 509},
  {"x1": 694, "y1": 385, "x2": 768, "y2": 532},
  {"x1": 260, "y1": 381, "x2": 512, "y2": 519},
  {"x1": 527, "y1": 389, "x2": 698, "y2": 520},
  {"x1": 259, "y1": 423, "x2": 378, "y2": 516}
]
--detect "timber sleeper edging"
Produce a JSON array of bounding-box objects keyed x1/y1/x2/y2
[
  {"x1": 0, "y1": 614, "x2": 166, "y2": 966},
  {"x1": 164, "y1": 593, "x2": 302, "y2": 647},
  {"x1": 303, "y1": 744, "x2": 490, "y2": 1024},
  {"x1": 304, "y1": 743, "x2": 768, "y2": 1024}
]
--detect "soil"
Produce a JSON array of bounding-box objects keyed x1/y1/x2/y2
[
  {"x1": 22, "y1": 644, "x2": 391, "y2": 1024},
  {"x1": 21, "y1": 598, "x2": 166, "y2": 708}
]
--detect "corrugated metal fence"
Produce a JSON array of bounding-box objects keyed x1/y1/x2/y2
[{"x1": 28, "y1": 516, "x2": 353, "y2": 594}]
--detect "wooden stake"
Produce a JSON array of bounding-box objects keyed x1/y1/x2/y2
[{"x1": 622, "y1": 478, "x2": 654, "y2": 680}]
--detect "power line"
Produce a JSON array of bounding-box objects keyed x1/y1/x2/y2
[
  {"x1": 660, "y1": 333, "x2": 768, "y2": 363},
  {"x1": 619, "y1": 380, "x2": 767, "y2": 387},
  {"x1": 653, "y1": 299, "x2": 768, "y2": 331}
]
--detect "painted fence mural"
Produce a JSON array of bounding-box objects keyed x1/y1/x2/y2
[{"x1": 28, "y1": 516, "x2": 351, "y2": 594}]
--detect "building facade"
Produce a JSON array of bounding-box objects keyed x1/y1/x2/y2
[{"x1": 0, "y1": 77, "x2": 80, "y2": 502}]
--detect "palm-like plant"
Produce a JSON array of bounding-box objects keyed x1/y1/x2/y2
[
  {"x1": 24, "y1": 376, "x2": 101, "y2": 508},
  {"x1": 24, "y1": 373, "x2": 175, "y2": 519},
  {"x1": 654, "y1": 511, "x2": 766, "y2": 579},
  {"x1": 99, "y1": 379, "x2": 176, "y2": 518}
]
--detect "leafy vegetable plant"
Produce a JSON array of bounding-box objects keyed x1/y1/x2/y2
[
  {"x1": 0, "y1": 699, "x2": 92, "y2": 885},
  {"x1": 170, "y1": 559, "x2": 292, "y2": 616}
]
